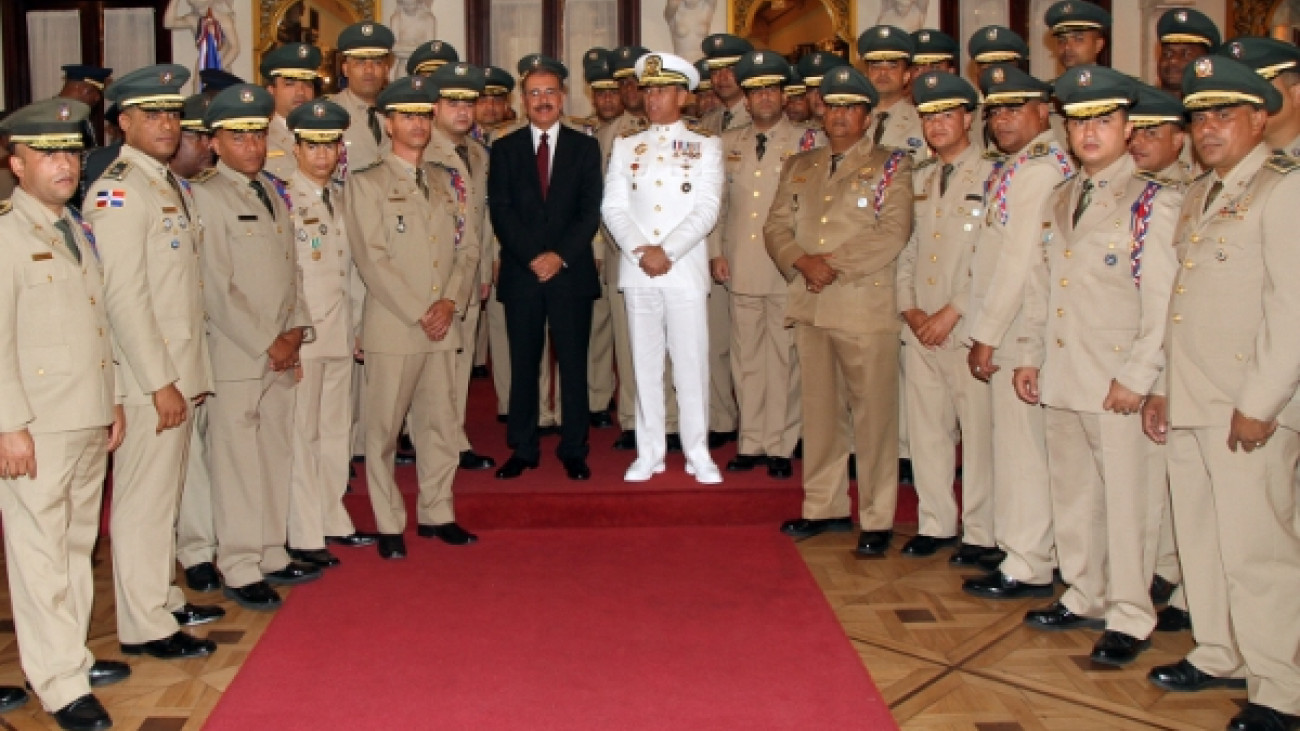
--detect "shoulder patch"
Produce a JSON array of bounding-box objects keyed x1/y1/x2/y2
[
  {"x1": 1027, "y1": 142, "x2": 1050, "y2": 158},
  {"x1": 1265, "y1": 153, "x2": 1300, "y2": 174},
  {"x1": 684, "y1": 119, "x2": 716, "y2": 137},
  {"x1": 0, "y1": 200, "x2": 10, "y2": 216},
  {"x1": 190, "y1": 168, "x2": 218, "y2": 184},
  {"x1": 104, "y1": 159, "x2": 132, "y2": 181}
]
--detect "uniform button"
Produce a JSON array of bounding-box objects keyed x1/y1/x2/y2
[
  {"x1": 1175, "y1": 285, "x2": 1185, "y2": 294},
  {"x1": 432, "y1": 285, "x2": 439, "y2": 292},
  {"x1": 654, "y1": 205, "x2": 661, "y2": 212},
  {"x1": 873, "y1": 281, "x2": 881, "y2": 287},
  {"x1": 926, "y1": 277, "x2": 935, "y2": 285},
  {"x1": 1236, "y1": 353, "x2": 1244, "y2": 361},
  {"x1": 37, "y1": 368, "x2": 44, "y2": 376},
  {"x1": 930, "y1": 254, "x2": 938, "y2": 262},
  {"x1": 1184, "y1": 260, "x2": 1195, "y2": 269},
  {"x1": 101, "y1": 360, "x2": 107, "y2": 369},
  {"x1": 1064, "y1": 250, "x2": 1072, "y2": 258},
  {"x1": 1107, "y1": 242, "x2": 1116, "y2": 250},
  {"x1": 818, "y1": 238, "x2": 825, "y2": 246},
  {"x1": 752, "y1": 190, "x2": 760, "y2": 197},
  {"x1": 89, "y1": 297, "x2": 96, "y2": 305},
  {"x1": 823, "y1": 195, "x2": 832, "y2": 202},
  {"x1": 1056, "y1": 339, "x2": 1064, "y2": 347},
  {"x1": 656, "y1": 180, "x2": 663, "y2": 187},
  {"x1": 1218, "y1": 237, "x2": 1226, "y2": 244},
  {"x1": 1056, "y1": 308, "x2": 1064, "y2": 317},
  {"x1": 750, "y1": 234, "x2": 757, "y2": 240},
  {"x1": 1190, "y1": 235, "x2": 1201, "y2": 243},
  {"x1": 1059, "y1": 278, "x2": 1068, "y2": 287},
  {"x1": 164, "y1": 338, "x2": 170, "y2": 345},
  {"x1": 750, "y1": 212, "x2": 758, "y2": 218},
  {"x1": 820, "y1": 216, "x2": 827, "y2": 223},
  {"x1": 933, "y1": 232, "x2": 941, "y2": 239},
  {"x1": 754, "y1": 170, "x2": 761, "y2": 177},
  {"x1": 653, "y1": 229, "x2": 660, "y2": 236},
  {"x1": 1172, "y1": 314, "x2": 1182, "y2": 323}
]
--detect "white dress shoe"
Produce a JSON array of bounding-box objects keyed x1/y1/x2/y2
[
  {"x1": 624, "y1": 460, "x2": 666, "y2": 482},
  {"x1": 686, "y1": 460, "x2": 723, "y2": 484}
]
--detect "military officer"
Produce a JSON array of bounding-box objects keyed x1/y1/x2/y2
[
  {"x1": 261, "y1": 42, "x2": 322, "y2": 181},
  {"x1": 963, "y1": 65, "x2": 1075, "y2": 599},
  {"x1": 1140, "y1": 56, "x2": 1300, "y2": 731},
  {"x1": 1014, "y1": 66, "x2": 1182, "y2": 666},
  {"x1": 1045, "y1": 0, "x2": 1110, "y2": 71},
  {"x1": 602, "y1": 52, "x2": 724, "y2": 484},
  {"x1": 694, "y1": 58, "x2": 722, "y2": 117},
  {"x1": 794, "y1": 51, "x2": 849, "y2": 129},
  {"x1": 1156, "y1": 8, "x2": 1219, "y2": 97},
  {"x1": 858, "y1": 26, "x2": 927, "y2": 158},
  {"x1": 0, "y1": 97, "x2": 127, "y2": 731},
  {"x1": 582, "y1": 50, "x2": 620, "y2": 429},
  {"x1": 330, "y1": 21, "x2": 395, "y2": 178},
  {"x1": 766, "y1": 66, "x2": 914, "y2": 554},
  {"x1": 345, "y1": 75, "x2": 481, "y2": 559},
  {"x1": 967, "y1": 25, "x2": 1031, "y2": 148},
  {"x1": 784, "y1": 69, "x2": 811, "y2": 124},
  {"x1": 895, "y1": 71, "x2": 997, "y2": 563},
  {"x1": 406, "y1": 39, "x2": 458, "y2": 76},
  {"x1": 192, "y1": 84, "x2": 320, "y2": 611},
  {"x1": 711, "y1": 51, "x2": 823, "y2": 480},
  {"x1": 87, "y1": 64, "x2": 223, "y2": 663},
  {"x1": 1217, "y1": 37, "x2": 1300, "y2": 157},
  {"x1": 910, "y1": 29, "x2": 960, "y2": 75}
]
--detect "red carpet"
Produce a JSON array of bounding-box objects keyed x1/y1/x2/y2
[{"x1": 204, "y1": 525, "x2": 896, "y2": 730}]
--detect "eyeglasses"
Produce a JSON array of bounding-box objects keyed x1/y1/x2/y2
[{"x1": 527, "y1": 88, "x2": 562, "y2": 99}]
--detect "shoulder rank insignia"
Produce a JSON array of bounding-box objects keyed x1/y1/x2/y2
[
  {"x1": 1193, "y1": 168, "x2": 1213, "y2": 182},
  {"x1": 1027, "y1": 142, "x2": 1050, "y2": 158},
  {"x1": 1134, "y1": 170, "x2": 1180, "y2": 188},
  {"x1": 104, "y1": 159, "x2": 132, "y2": 181},
  {"x1": 0, "y1": 200, "x2": 10, "y2": 216},
  {"x1": 190, "y1": 168, "x2": 218, "y2": 184},
  {"x1": 1265, "y1": 153, "x2": 1300, "y2": 174},
  {"x1": 914, "y1": 157, "x2": 939, "y2": 170},
  {"x1": 982, "y1": 149, "x2": 1006, "y2": 161},
  {"x1": 353, "y1": 160, "x2": 382, "y2": 174},
  {"x1": 684, "y1": 119, "x2": 716, "y2": 137}
]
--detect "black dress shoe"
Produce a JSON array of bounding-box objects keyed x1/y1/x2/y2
[
  {"x1": 184, "y1": 562, "x2": 221, "y2": 593},
  {"x1": 726, "y1": 454, "x2": 765, "y2": 471},
  {"x1": 121, "y1": 630, "x2": 216, "y2": 659},
  {"x1": 1150, "y1": 574, "x2": 1177, "y2": 605},
  {"x1": 223, "y1": 581, "x2": 283, "y2": 611},
  {"x1": 854, "y1": 530, "x2": 893, "y2": 556},
  {"x1": 288, "y1": 548, "x2": 340, "y2": 568},
  {"x1": 1148, "y1": 659, "x2": 1247, "y2": 692},
  {"x1": 780, "y1": 516, "x2": 853, "y2": 539},
  {"x1": 264, "y1": 561, "x2": 322, "y2": 586},
  {"x1": 1228, "y1": 703, "x2": 1300, "y2": 731},
  {"x1": 767, "y1": 456, "x2": 793, "y2": 479},
  {"x1": 563, "y1": 458, "x2": 591, "y2": 481},
  {"x1": 496, "y1": 414, "x2": 509, "y2": 424},
  {"x1": 899, "y1": 458, "x2": 914, "y2": 485},
  {"x1": 666, "y1": 433, "x2": 683, "y2": 452},
  {"x1": 793, "y1": 439, "x2": 802, "y2": 459},
  {"x1": 708, "y1": 430, "x2": 737, "y2": 450},
  {"x1": 976, "y1": 547, "x2": 1008, "y2": 570},
  {"x1": 327, "y1": 532, "x2": 376, "y2": 548},
  {"x1": 1090, "y1": 630, "x2": 1150, "y2": 666},
  {"x1": 900, "y1": 534, "x2": 959, "y2": 557},
  {"x1": 0, "y1": 685, "x2": 28, "y2": 713},
  {"x1": 1156, "y1": 605, "x2": 1192, "y2": 632},
  {"x1": 495, "y1": 455, "x2": 538, "y2": 479},
  {"x1": 52, "y1": 694, "x2": 111, "y2": 731},
  {"x1": 963, "y1": 571, "x2": 1054, "y2": 600},
  {"x1": 417, "y1": 522, "x2": 478, "y2": 545},
  {"x1": 613, "y1": 430, "x2": 637, "y2": 450},
  {"x1": 395, "y1": 434, "x2": 417, "y2": 464},
  {"x1": 950, "y1": 543, "x2": 997, "y2": 566},
  {"x1": 459, "y1": 450, "x2": 495, "y2": 470},
  {"x1": 88, "y1": 660, "x2": 131, "y2": 688},
  {"x1": 377, "y1": 534, "x2": 407, "y2": 560},
  {"x1": 1024, "y1": 601, "x2": 1105, "y2": 631},
  {"x1": 471, "y1": 364, "x2": 490, "y2": 379},
  {"x1": 589, "y1": 410, "x2": 614, "y2": 429},
  {"x1": 172, "y1": 603, "x2": 225, "y2": 627}
]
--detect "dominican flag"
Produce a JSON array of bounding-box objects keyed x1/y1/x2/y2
[
  {"x1": 196, "y1": 8, "x2": 224, "y2": 72},
  {"x1": 95, "y1": 190, "x2": 126, "y2": 208}
]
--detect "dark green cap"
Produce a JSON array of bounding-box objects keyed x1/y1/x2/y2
[
  {"x1": 611, "y1": 45, "x2": 650, "y2": 79},
  {"x1": 287, "y1": 99, "x2": 350, "y2": 141},
  {"x1": 406, "y1": 40, "x2": 459, "y2": 76},
  {"x1": 858, "y1": 25, "x2": 914, "y2": 62},
  {"x1": 106, "y1": 64, "x2": 190, "y2": 111},
  {"x1": 180, "y1": 93, "x2": 212, "y2": 132},
  {"x1": 0, "y1": 98, "x2": 90, "y2": 150},
  {"x1": 337, "y1": 22, "x2": 394, "y2": 58},
  {"x1": 1157, "y1": 8, "x2": 1220, "y2": 48},
  {"x1": 734, "y1": 50, "x2": 792, "y2": 90},
  {"x1": 785, "y1": 67, "x2": 807, "y2": 96},
  {"x1": 1183, "y1": 55, "x2": 1282, "y2": 113},
  {"x1": 1044, "y1": 1, "x2": 1111, "y2": 34},
  {"x1": 260, "y1": 43, "x2": 322, "y2": 82},
  {"x1": 202, "y1": 84, "x2": 274, "y2": 131},
  {"x1": 911, "y1": 29, "x2": 959, "y2": 65},
  {"x1": 968, "y1": 25, "x2": 1029, "y2": 64},
  {"x1": 819, "y1": 65, "x2": 878, "y2": 108},
  {"x1": 1217, "y1": 36, "x2": 1300, "y2": 80},
  {"x1": 702, "y1": 34, "x2": 754, "y2": 68},
  {"x1": 61, "y1": 65, "x2": 112, "y2": 90},
  {"x1": 979, "y1": 64, "x2": 1051, "y2": 105},
  {"x1": 1052, "y1": 64, "x2": 1137, "y2": 119},
  {"x1": 585, "y1": 48, "x2": 617, "y2": 90},
  {"x1": 912, "y1": 71, "x2": 978, "y2": 114},
  {"x1": 375, "y1": 74, "x2": 436, "y2": 113},
  {"x1": 517, "y1": 54, "x2": 568, "y2": 82},
  {"x1": 694, "y1": 58, "x2": 713, "y2": 91},
  {"x1": 794, "y1": 52, "x2": 849, "y2": 87},
  {"x1": 483, "y1": 66, "x2": 516, "y2": 96},
  {"x1": 1130, "y1": 84, "x2": 1185, "y2": 128},
  {"x1": 430, "y1": 62, "x2": 486, "y2": 101}
]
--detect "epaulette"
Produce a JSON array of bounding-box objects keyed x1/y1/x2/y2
[
  {"x1": 1053, "y1": 177, "x2": 1072, "y2": 190},
  {"x1": 190, "y1": 168, "x2": 218, "y2": 184},
  {"x1": 618, "y1": 122, "x2": 645, "y2": 139},
  {"x1": 103, "y1": 159, "x2": 132, "y2": 181},
  {"x1": 0, "y1": 200, "x2": 10, "y2": 216},
  {"x1": 914, "y1": 157, "x2": 939, "y2": 170},
  {"x1": 1026, "y1": 142, "x2": 1051, "y2": 158},
  {"x1": 352, "y1": 160, "x2": 382, "y2": 174},
  {"x1": 1134, "y1": 170, "x2": 1177, "y2": 187},
  {"x1": 982, "y1": 149, "x2": 1006, "y2": 162},
  {"x1": 1265, "y1": 153, "x2": 1300, "y2": 174},
  {"x1": 684, "y1": 119, "x2": 716, "y2": 137},
  {"x1": 1193, "y1": 168, "x2": 1213, "y2": 182}
]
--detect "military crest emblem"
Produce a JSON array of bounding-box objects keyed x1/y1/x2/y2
[
  {"x1": 1078, "y1": 69, "x2": 1091, "y2": 87},
  {"x1": 1229, "y1": 42, "x2": 1243, "y2": 59},
  {"x1": 919, "y1": 31, "x2": 930, "y2": 42},
  {"x1": 645, "y1": 55, "x2": 663, "y2": 77},
  {"x1": 361, "y1": 23, "x2": 374, "y2": 36},
  {"x1": 162, "y1": 70, "x2": 174, "y2": 84},
  {"x1": 925, "y1": 75, "x2": 937, "y2": 88},
  {"x1": 1194, "y1": 57, "x2": 1213, "y2": 78},
  {"x1": 879, "y1": 27, "x2": 890, "y2": 38},
  {"x1": 1176, "y1": 10, "x2": 1188, "y2": 22},
  {"x1": 57, "y1": 104, "x2": 70, "y2": 121},
  {"x1": 992, "y1": 67, "x2": 1005, "y2": 84},
  {"x1": 240, "y1": 89, "x2": 254, "y2": 103},
  {"x1": 987, "y1": 27, "x2": 999, "y2": 40},
  {"x1": 313, "y1": 103, "x2": 325, "y2": 117}
]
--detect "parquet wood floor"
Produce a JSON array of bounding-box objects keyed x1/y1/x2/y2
[{"x1": 0, "y1": 528, "x2": 1240, "y2": 729}]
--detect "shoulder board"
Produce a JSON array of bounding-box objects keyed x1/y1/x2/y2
[
  {"x1": 104, "y1": 159, "x2": 132, "y2": 181},
  {"x1": 1134, "y1": 170, "x2": 1177, "y2": 187},
  {"x1": 1026, "y1": 142, "x2": 1051, "y2": 158},
  {"x1": 190, "y1": 168, "x2": 218, "y2": 184},
  {"x1": 914, "y1": 157, "x2": 939, "y2": 170},
  {"x1": 353, "y1": 160, "x2": 382, "y2": 174},
  {"x1": 0, "y1": 200, "x2": 10, "y2": 216},
  {"x1": 1193, "y1": 168, "x2": 1213, "y2": 182},
  {"x1": 1265, "y1": 153, "x2": 1300, "y2": 174},
  {"x1": 1053, "y1": 177, "x2": 1072, "y2": 190},
  {"x1": 982, "y1": 149, "x2": 1006, "y2": 161},
  {"x1": 619, "y1": 125, "x2": 643, "y2": 139},
  {"x1": 684, "y1": 119, "x2": 716, "y2": 137}
]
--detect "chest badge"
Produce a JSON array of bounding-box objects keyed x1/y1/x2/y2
[
  {"x1": 396, "y1": 215, "x2": 407, "y2": 233},
  {"x1": 682, "y1": 182, "x2": 692, "y2": 193},
  {"x1": 1104, "y1": 253, "x2": 1118, "y2": 266}
]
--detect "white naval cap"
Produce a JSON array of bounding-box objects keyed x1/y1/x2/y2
[{"x1": 634, "y1": 52, "x2": 701, "y2": 91}]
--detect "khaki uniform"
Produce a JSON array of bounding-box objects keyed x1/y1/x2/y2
[
  {"x1": 573, "y1": 117, "x2": 615, "y2": 414},
  {"x1": 192, "y1": 161, "x2": 310, "y2": 588},
  {"x1": 1162, "y1": 145, "x2": 1300, "y2": 714},
  {"x1": 176, "y1": 399, "x2": 215, "y2": 567},
  {"x1": 896, "y1": 144, "x2": 995, "y2": 545},
  {"x1": 330, "y1": 88, "x2": 389, "y2": 178},
  {"x1": 714, "y1": 118, "x2": 823, "y2": 458},
  {"x1": 286, "y1": 171, "x2": 358, "y2": 550},
  {"x1": 765, "y1": 138, "x2": 914, "y2": 530},
  {"x1": 0, "y1": 168, "x2": 16, "y2": 200},
  {"x1": 86, "y1": 146, "x2": 211, "y2": 645},
  {"x1": 345, "y1": 154, "x2": 479, "y2": 534},
  {"x1": 0, "y1": 189, "x2": 117, "y2": 712},
  {"x1": 264, "y1": 114, "x2": 298, "y2": 181},
  {"x1": 1022, "y1": 154, "x2": 1182, "y2": 638},
  {"x1": 967, "y1": 130, "x2": 1074, "y2": 584},
  {"x1": 867, "y1": 99, "x2": 928, "y2": 159}
]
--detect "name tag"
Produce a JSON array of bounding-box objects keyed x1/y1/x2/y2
[
  {"x1": 266, "y1": 150, "x2": 285, "y2": 158},
  {"x1": 388, "y1": 196, "x2": 406, "y2": 202},
  {"x1": 238, "y1": 214, "x2": 259, "y2": 221},
  {"x1": 965, "y1": 194, "x2": 982, "y2": 201},
  {"x1": 915, "y1": 194, "x2": 929, "y2": 201},
  {"x1": 31, "y1": 252, "x2": 52, "y2": 261},
  {"x1": 304, "y1": 218, "x2": 320, "y2": 225},
  {"x1": 162, "y1": 206, "x2": 179, "y2": 213}
]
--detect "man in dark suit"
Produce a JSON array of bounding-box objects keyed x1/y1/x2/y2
[{"x1": 488, "y1": 54, "x2": 604, "y2": 481}]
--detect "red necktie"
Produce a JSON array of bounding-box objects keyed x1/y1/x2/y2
[{"x1": 537, "y1": 131, "x2": 550, "y2": 200}]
